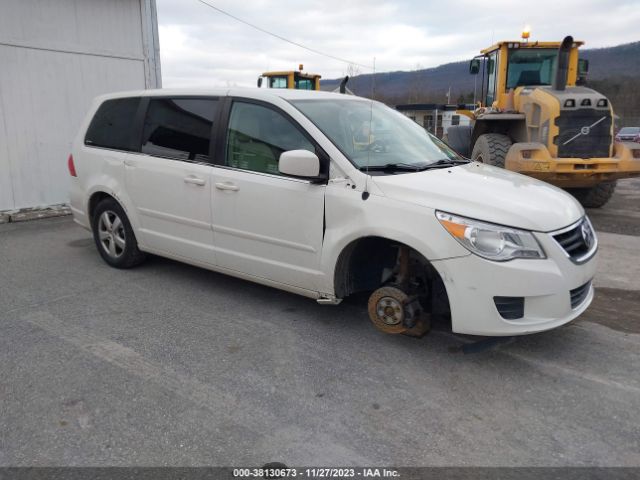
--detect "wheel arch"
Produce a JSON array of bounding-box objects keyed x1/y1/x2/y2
[
  {"x1": 86, "y1": 186, "x2": 139, "y2": 230},
  {"x1": 471, "y1": 118, "x2": 527, "y2": 149},
  {"x1": 331, "y1": 235, "x2": 451, "y2": 318},
  {"x1": 88, "y1": 191, "x2": 115, "y2": 221}
]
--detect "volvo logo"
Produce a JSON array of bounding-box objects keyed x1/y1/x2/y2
[
  {"x1": 563, "y1": 116, "x2": 607, "y2": 145},
  {"x1": 581, "y1": 220, "x2": 594, "y2": 249}
]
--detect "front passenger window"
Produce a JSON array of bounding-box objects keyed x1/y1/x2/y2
[{"x1": 226, "y1": 102, "x2": 314, "y2": 175}]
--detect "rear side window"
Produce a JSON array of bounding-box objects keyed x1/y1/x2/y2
[
  {"x1": 85, "y1": 97, "x2": 140, "y2": 151},
  {"x1": 141, "y1": 97, "x2": 218, "y2": 162}
]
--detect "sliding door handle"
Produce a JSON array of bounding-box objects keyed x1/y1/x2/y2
[
  {"x1": 215, "y1": 182, "x2": 239, "y2": 191},
  {"x1": 184, "y1": 175, "x2": 206, "y2": 186}
]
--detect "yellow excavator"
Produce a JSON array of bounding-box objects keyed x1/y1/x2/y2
[
  {"x1": 257, "y1": 64, "x2": 321, "y2": 90},
  {"x1": 445, "y1": 32, "x2": 640, "y2": 207}
]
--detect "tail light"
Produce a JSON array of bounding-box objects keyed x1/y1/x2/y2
[{"x1": 67, "y1": 154, "x2": 77, "y2": 177}]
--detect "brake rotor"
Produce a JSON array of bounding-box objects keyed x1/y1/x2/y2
[{"x1": 367, "y1": 286, "x2": 409, "y2": 334}]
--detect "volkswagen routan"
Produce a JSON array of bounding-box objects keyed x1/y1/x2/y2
[{"x1": 69, "y1": 88, "x2": 597, "y2": 337}]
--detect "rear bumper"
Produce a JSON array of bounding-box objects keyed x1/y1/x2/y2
[
  {"x1": 432, "y1": 229, "x2": 597, "y2": 336},
  {"x1": 505, "y1": 142, "x2": 640, "y2": 187}
]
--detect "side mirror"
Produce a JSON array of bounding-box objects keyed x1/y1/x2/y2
[
  {"x1": 578, "y1": 58, "x2": 589, "y2": 75},
  {"x1": 279, "y1": 150, "x2": 321, "y2": 179},
  {"x1": 469, "y1": 58, "x2": 480, "y2": 75},
  {"x1": 257, "y1": 77, "x2": 263, "y2": 88}
]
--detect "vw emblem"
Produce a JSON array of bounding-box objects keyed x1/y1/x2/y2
[
  {"x1": 580, "y1": 126, "x2": 591, "y2": 135},
  {"x1": 581, "y1": 220, "x2": 594, "y2": 248}
]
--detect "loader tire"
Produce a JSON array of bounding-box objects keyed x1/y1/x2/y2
[
  {"x1": 471, "y1": 133, "x2": 512, "y2": 168},
  {"x1": 567, "y1": 181, "x2": 617, "y2": 209}
]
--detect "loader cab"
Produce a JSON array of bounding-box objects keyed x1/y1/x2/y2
[
  {"x1": 258, "y1": 66, "x2": 321, "y2": 91},
  {"x1": 470, "y1": 40, "x2": 583, "y2": 109}
]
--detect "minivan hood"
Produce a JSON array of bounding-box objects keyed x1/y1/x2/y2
[{"x1": 371, "y1": 162, "x2": 584, "y2": 232}]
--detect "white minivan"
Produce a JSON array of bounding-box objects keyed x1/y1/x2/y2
[{"x1": 69, "y1": 88, "x2": 597, "y2": 337}]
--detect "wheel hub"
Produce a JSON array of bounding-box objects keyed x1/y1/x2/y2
[
  {"x1": 367, "y1": 286, "x2": 410, "y2": 334},
  {"x1": 377, "y1": 297, "x2": 403, "y2": 325},
  {"x1": 98, "y1": 210, "x2": 126, "y2": 259}
]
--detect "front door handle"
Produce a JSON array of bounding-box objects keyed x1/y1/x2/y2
[
  {"x1": 215, "y1": 182, "x2": 239, "y2": 191},
  {"x1": 184, "y1": 175, "x2": 206, "y2": 186}
]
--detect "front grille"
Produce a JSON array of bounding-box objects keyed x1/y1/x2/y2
[
  {"x1": 555, "y1": 108, "x2": 612, "y2": 158},
  {"x1": 552, "y1": 218, "x2": 596, "y2": 263},
  {"x1": 494, "y1": 296, "x2": 524, "y2": 320},
  {"x1": 570, "y1": 281, "x2": 592, "y2": 309}
]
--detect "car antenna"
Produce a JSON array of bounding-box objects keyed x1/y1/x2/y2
[{"x1": 362, "y1": 57, "x2": 375, "y2": 201}]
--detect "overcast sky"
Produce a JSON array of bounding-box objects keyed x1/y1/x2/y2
[{"x1": 156, "y1": 0, "x2": 640, "y2": 88}]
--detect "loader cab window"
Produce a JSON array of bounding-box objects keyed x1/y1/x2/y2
[
  {"x1": 506, "y1": 49, "x2": 557, "y2": 89},
  {"x1": 294, "y1": 75, "x2": 315, "y2": 90},
  {"x1": 485, "y1": 51, "x2": 498, "y2": 106},
  {"x1": 269, "y1": 76, "x2": 288, "y2": 89}
]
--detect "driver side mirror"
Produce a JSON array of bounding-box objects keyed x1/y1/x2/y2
[
  {"x1": 469, "y1": 58, "x2": 480, "y2": 75},
  {"x1": 279, "y1": 150, "x2": 323, "y2": 180}
]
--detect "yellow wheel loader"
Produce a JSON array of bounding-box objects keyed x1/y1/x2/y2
[
  {"x1": 257, "y1": 64, "x2": 321, "y2": 90},
  {"x1": 445, "y1": 35, "x2": 640, "y2": 207}
]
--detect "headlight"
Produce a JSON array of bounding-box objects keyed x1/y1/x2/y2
[{"x1": 436, "y1": 211, "x2": 546, "y2": 261}]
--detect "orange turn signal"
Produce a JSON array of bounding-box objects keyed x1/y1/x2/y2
[{"x1": 439, "y1": 219, "x2": 467, "y2": 239}]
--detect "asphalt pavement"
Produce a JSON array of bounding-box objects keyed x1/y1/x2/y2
[{"x1": 0, "y1": 179, "x2": 639, "y2": 467}]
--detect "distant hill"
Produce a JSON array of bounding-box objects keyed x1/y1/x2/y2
[
  {"x1": 322, "y1": 61, "x2": 475, "y2": 103},
  {"x1": 321, "y1": 41, "x2": 640, "y2": 125},
  {"x1": 581, "y1": 41, "x2": 640, "y2": 79}
]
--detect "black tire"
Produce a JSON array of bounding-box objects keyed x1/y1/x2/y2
[
  {"x1": 567, "y1": 181, "x2": 617, "y2": 208},
  {"x1": 91, "y1": 197, "x2": 146, "y2": 268},
  {"x1": 471, "y1": 133, "x2": 512, "y2": 168},
  {"x1": 444, "y1": 125, "x2": 472, "y2": 157}
]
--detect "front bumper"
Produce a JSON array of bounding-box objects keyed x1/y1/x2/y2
[
  {"x1": 505, "y1": 142, "x2": 640, "y2": 188},
  {"x1": 432, "y1": 228, "x2": 597, "y2": 336}
]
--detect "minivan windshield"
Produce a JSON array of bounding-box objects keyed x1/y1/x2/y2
[
  {"x1": 290, "y1": 99, "x2": 464, "y2": 170},
  {"x1": 619, "y1": 127, "x2": 640, "y2": 135}
]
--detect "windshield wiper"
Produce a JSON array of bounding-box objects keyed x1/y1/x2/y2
[
  {"x1": 423, "y1": 158, "x2": 470, "y2": 169},
  {"x1": 359, "y1": 163, "x2": 427, "y2": 172}
]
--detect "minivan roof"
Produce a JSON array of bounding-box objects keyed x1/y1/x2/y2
[{"x1": 96, "y1": 87, "x2": 370, "y2": 103}]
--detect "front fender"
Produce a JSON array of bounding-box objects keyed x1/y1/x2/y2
[{"x1": 319, "y1": 185, "x2": 469, "y2": 295}]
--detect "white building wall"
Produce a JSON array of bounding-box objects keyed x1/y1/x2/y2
[{"x1": 0, "y1": 0, "x2": 161, "y2": 211}]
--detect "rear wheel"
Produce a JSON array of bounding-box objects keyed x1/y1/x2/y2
[
  {"x1": 567, "y1": 181, "x2": 617, "y2": 208},
  {"x1": 471, "y1": 133, "x2": 512, "y2": 167},
  {"x1": 92, "y1": 198, "x2": 146, "y2": 268}
]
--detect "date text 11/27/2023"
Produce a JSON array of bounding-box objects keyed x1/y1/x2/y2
[{"x1": 232, "y1": 467, "x2": 400, "y2": 478}]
